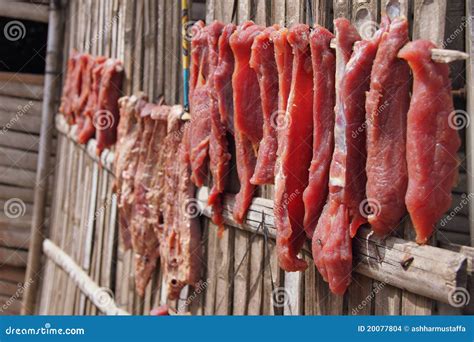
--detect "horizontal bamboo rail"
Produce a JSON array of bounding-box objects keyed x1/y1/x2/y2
[
  {"x1": 55, "y1": 114, "x2": 470, "y2": 305},
  {"x1": 43, "y1": 239, "x2": 129, "y2": 316}
]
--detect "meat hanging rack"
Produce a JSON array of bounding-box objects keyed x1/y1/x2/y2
[{"x1": 27, "y1": 0, "x2": 474, "y2": 316}]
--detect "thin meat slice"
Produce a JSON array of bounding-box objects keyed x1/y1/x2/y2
[
  {"x1": 313, "y1": 19, "x2": 383, "y2": 295},
  {"x1": 114, "y1": 94, "x2": 148, "y2": 250},
  {"x1": 302, "y1": 25, "x2": 336, "y2": 238},
  {"x1": 250, "y1": 25, "x2": 280, "y2": 185},
  {"x1": 229, "y1": 21, "x2": 264, "y2": 223},
  {"x1": 130, "y1": 104, "x2": 162, "y2": 296},
  {"x1": 161, "y1": 122, "x2": 202, "y2": 299},
  {"x1": 398, "y1": 40, "x2": 461, "y2": 244},
  {"x1": 366, "y1": 17, "x2": 410, "y2": 237},
  {"x1": 60, "y1": 51, "x2": 82, "y2": 123},
  {"x1": 214, "y1": 24, "x2": 236, "y2": 132},
  {"x1": 272, "y1": 28, "x2": 293, "y2": 119},
  {"x1": 77, "y1": 56, "x2": 107, "y2": 144},
  {"x1": 274, "y1": 24, "x2": 313, "y2": 272},
  {"x1": 95, "y1": 59, "x2": 123, "y2": 155},
  {"x1": 207, "y1": 21, "x2": 229, "y2": 227},
  {"x1": 188, "y1": 21, "x2": 223, "y2": 187}
]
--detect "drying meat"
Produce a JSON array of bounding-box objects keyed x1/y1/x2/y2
[
  {"x1": 214, "y1": 24, "x2": 236, "y2": 133},
  {"x1": 95, "y1": 59, "x2": 123, "y2": 155},
  {"x1": 302, "y1": 25, "x2": 336, "y2": 238},
  {"x1": 366, "y1": 17, "x2": 410, "y2": 237},
  {"x1": 130, "y1": 104, "x2": 162, "y2": 296},
  {"x1": 59, "y1": 51, "x2": 82, "y2": 123},
  {"x1": 313, "y1": 19, "x2": 385, "y2": 295},
  {"x1": 114, "y1": 94, "x2": 147, "y2": 250},
  {"x1": 161, "y1": 121, "x2": 202, "y2": 299},
  {"x1": 207, "y1": 20, "x2": 229, "y2": 227},
  {"x1": 398, "y1": 40, "x2": 461, "y2": 244},
  {"x1": 77, "y1": 56, "x2": 107, "y2": 144},
  {"x1": 188, "y1": 21, "x2": 218, "y2": 187},
  {"x1": 229, "y1": 21, "x2": 264, "y2": 223},
  {"x1": 249, "y1": 25, "x2": 280, "y2": 185},
  {"x1": 274, "y1": 24, "x2": 313, "y2": 272}
]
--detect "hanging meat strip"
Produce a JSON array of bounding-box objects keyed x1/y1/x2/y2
[
  {"x1": 60, "y1": 51, "x2": 82, "y2": 123},
  {"x1": 188, "y1": 21, "x2": 217, "y2": 187},
  {"x1": 130, "y1": 104, "x2": 162, "y2": 296},
  {"x1": 366, "y1": 17, "x2": 410, "y2": 237},
  {"x1": 398, "y1": 40, "x2": 461, "y2": 244},
  {"x1": 207, "y1": 21, "x2": 229, "y2": 227},
  {"x1": 302, "y1": 25, "x2": 336, "y2": 238},
  {"x1": 274, "y1": 24, "x2": 313, "y2": 272},
  {"x1": 114, "y1": 94, "x2": 147, "y2": 250},
  {"x1": 214, "y1": 24, "x2": 236, "y2": 133},
  {"x1": 313, "y1": 19, "x2": 385, "y2": 295},
  {"x1": 77, "y1": 56, "x2": 107, "y2": 144},
  {"x1": 95, "y1": 58, "x2": 123, "y2": 156},
  {"x1": 249, "y1": 25, "x2": 280, "y2": 185},
  {"x1": 161, "y1": 121, "x2": 202, "y2": 299},
  {"x1": 229, "y1": 21, "x2": 264, "y2": 223}
]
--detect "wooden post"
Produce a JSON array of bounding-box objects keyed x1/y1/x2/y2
[{"x1": 22, "y1": 0, "x2": 64, "y2": 315}]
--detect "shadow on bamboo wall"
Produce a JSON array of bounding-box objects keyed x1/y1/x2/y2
[{"x1": 39, "y1": 0, "x2": 473, "y2": 316}]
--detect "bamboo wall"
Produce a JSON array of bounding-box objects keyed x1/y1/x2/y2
[
  {"x1": 0, "y1": 0, "x2": 51, "y2": 315},
  {"x1": 37, "y1": 0, "x2": 474, "y2": 316}
]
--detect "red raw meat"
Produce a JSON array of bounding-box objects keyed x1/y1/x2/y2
[
  {"x1": 207, "y1": 21, "x2": 229, "y2": 227},
  {"x1": 60, "y1": 51, "x2": 82, "y2": 123},
  {"x1": 161, "y1": 121, "x2": 202, "y2": 299},
  {"x1": 95, "y1": 59, "x2": 123, "y2": 155},
  {"x1": 249, "y1": 25, "x2": 280, "y2": 185},
  {"x1": 229, "y1": 21, "x2": 264, "y2": 223},
  {"x1": 302, "y1": 25, "x2": 336, "y2": 238},
  {"x1": 188, "y1": 21, "x2": 220, "y2": 187},
  {"x1": 313, "y1": 19, "x2": 385, "y2": 295},
  {"x1": 366, "y1": 17, "x2": 410, "y2": 237},
  {"x1": 272, "y1": 28, "x2": 293, "y2": 119},
  {"x1": 398, "y1": 40, "x2": 461, "y2": 244},
  {"x1": 130, "y1": 104, "x2": 162, "y2": 296},
  {"x1": 114, "y1": 94, "x2": 147, "y2": 250},
  {"x1": 214, "y1": 24, "x2": 236, "y2": 133},
  {"x1": 77, "y1": 56, "x2": 107, "y2": 144},
  {"x1": 274, "y1": 24, "x2": 313, "y2": 272}
]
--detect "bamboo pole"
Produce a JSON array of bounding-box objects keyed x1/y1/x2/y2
[{"x1": 22, "y1": 0, "x2": 64, "y2": 315}]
